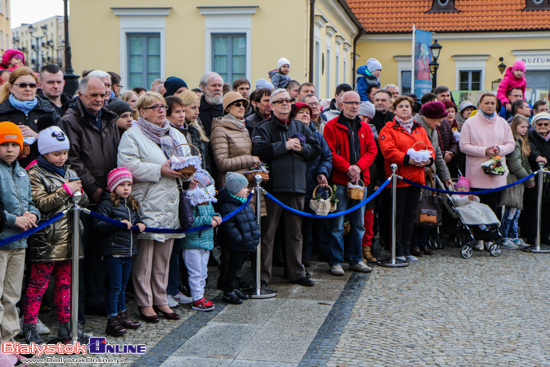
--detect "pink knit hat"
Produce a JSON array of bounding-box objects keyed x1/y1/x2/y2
[
  {"x1": 1, "y1": 49, "x2": 25, "y2": 66},
  {"x1": 512, "y1": 60, "x2": 526, "y2": 73},
  {"x1": 107, "y1": 167, "x2": 133, "y2": 192},
  {"x1": 456, "y1": 176, "x2": 470, "y2": 191}
]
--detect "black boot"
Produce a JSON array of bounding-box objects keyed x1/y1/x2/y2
[{"x1": 23, "y1": 323, "x2": 44, "y2": 345}]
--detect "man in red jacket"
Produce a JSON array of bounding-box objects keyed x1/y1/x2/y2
[{"x1": 323, "y1": 91, "x2": 378, "y2": 276}]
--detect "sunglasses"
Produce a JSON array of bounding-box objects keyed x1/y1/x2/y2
[
  {"x1": 272, "y1": 98, "x2": 294, "y2": 104},
  {"x1": 14, "y1": 83, "x2": 38, "y2": 89},
  {"x1": 231, "y1": 102, "x2": 247, "y2": 108},
  {"x1": 537, "y1": 123, "x2": 550, "y2": 127}
]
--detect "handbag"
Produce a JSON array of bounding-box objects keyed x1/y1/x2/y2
[
  {"x1": 177, "y1": 179, "x2": 194, "y2": 231},
  {"x1": 415, "y1": 174, "x2": 442, "y2": 227}
]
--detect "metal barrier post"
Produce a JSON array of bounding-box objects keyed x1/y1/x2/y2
[
  {"x1": 378, "y1": 164, "x2": 409, "y2": 267},
  {"x1": 71, "y1": 191, "x2": 82, "y2": 344},
  {"x1": 250, "y1": 175, "x2": 276, "y2": 299},
  {"x1": 524, "y1": 165, "x2": 550, "y2": 253}
]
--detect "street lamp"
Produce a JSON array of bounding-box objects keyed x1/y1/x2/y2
[
  {"x1": 28, "y1": 24, "x2": 48, "y2": 71},
  {"x1": 429, "y1": 39, "x2": 442, "y2": 89},
  {"x1": 498, "y1": 57, "x2": 507, "y2": 74},
  {"x1": 63, "y1": 0, "x2": 79, "y2": 96}
]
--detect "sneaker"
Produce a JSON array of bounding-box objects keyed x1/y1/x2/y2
[
  {"x1": 223, "y1": 292, "x2": 243, "y2": 305},
  {"x1": 167, "y1": 295, "x2": 179, "y2": 308},
  {"x1": 172, "y1": 292, "x2": 193, "y2": 305},
  {"x1": 396, "y1": 256, "x2": 407, "y2": 261},
  {"x1": 330, "y1": 264, "x2": 345, "y2": 276},
  {"x1": 36, "y1": 318, "x2": 50, "y2": 335},
  {"x1": 405, "y1": 255, "x2": 418, "y2": 261},
  {"x1": 23, "y1": 323, "x2": 44, "y2": 345},
  {"x1": 512, "y1": 238, "x2": 530, "y2": 248},
  {"x1": 191, "y1": 297, "x2": 215, "y2": 312},
  {"x1": 349, "y1": 261, "x2": 373, "y2": 273},
  {"x1": 500, "y1": 238, "x2": 519, "y2": 250}
]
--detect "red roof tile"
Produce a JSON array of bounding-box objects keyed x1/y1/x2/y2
[{"x1": 347, "y1": 0, "x2": 550, "y2": 33}]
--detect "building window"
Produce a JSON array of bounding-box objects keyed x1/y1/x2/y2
[
  {"x1": 401, "y1": 70, "x2": 412, "y2": 94},
  {"x1": 459, "y1": 70, "x2": 481, "y2": 90},
  {"x1": 336, "y1": 53, "x2": 340, "y2": 86},
  {"x1": 343, "y1": 58, "x2": 347, "y2": 84},
  {"x1": 523, "y1": 0, "x2": 550, "y2": 10},
  {"x1": 127, "y1": 33, "x2": 161, "y2": 90},
  {"x1": 428, "y1": 0, "x2": 459, "y2": 12},
  {"x1": 315, "y1": 40, "x2": 321, "y2": 91},
  {"x1": 212, "y1": 34, "x2": 246, "y2": 85},
  {"x1": 326, "y1": 48, "x2": 331, "y2": 99}
]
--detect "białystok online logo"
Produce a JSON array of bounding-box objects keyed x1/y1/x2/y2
[{"x1": 1, "y1": 337, "x2": 146, "y2": 357}]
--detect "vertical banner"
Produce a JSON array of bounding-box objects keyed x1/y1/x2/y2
[{"x1": 412, "y1": 26, "x2": 433, "y2": 97}]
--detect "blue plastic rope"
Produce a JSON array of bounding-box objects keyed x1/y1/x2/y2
[
  {"x1": 0, "y1": 211, "x2": 66, "y2": 247},
  {"x1": 263, "y1": 178, "x2": 391, "y2": 219},
  {"x1": 399, "y1": 171, "x2": 537, "y2": 195},
  {"x1": 86, "y1": 192, "x2": 254, "y2": 234}
]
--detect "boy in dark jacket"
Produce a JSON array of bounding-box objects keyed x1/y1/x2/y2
[
  {"x1": 94, "y1": 168, "x2": 145, "y2": 337},
  {"x1": 218, "y1": 172, "x2": 260, "y2": 304}
]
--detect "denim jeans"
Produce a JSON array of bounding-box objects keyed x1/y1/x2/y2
[
  {"x1": 501, "y1": 207, "x2": 521, "y2": 238},
  {"x1": 328, "y1": 184, "x2": 366, "y2": 266},
  {"x1": 167, "y1": 239, "x2": 183, "y2": 296},
  {"x1": 104, "y1": 255, "x2": 133, "y2": 318}
]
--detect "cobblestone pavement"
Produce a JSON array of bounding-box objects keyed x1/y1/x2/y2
[
  {"x1": 25, "y1": 245, "x2": 550, "y2": 366},
  {"x1": 324, "y1": 246, "x2": 550, "y2": 367}
]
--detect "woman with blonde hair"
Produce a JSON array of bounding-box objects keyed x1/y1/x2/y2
[
  {"x1": 179, "y1": 90, "x2": 212, "y2": 174},
  {"x1": 0, "y1": 66, "x2": 60, "y2": 167},
  {"x1": 120, "y1": 90, "x2": 139, "y2": 120}
]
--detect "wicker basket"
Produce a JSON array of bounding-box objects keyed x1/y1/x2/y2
[
  {"x1": 245, "y1": 170, "x2": 270, "y2": 183},
  {"x1": 347, "y1": 180, "x2": 365, "y2": 200},
  {"x1": 309, "y1": 185, "x2": 336, "y2": 216},
  {"x1": 170, "y1": 143, "x2": 201, "y2": 176}
]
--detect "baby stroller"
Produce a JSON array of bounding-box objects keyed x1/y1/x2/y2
[{"x1": 435, "y1": 176, "x2": 504, "y2": 259}]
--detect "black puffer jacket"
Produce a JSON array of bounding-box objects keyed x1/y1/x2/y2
[
  {"x1": 218, "y1": 188, "x2": 260, "y2": 252},
  {"x1": 0, "y1": 97, "x2": 61, "y2": 167},
  {"x1": 93, "y1": 191, "x2": 142, "y2": 256},
  {"x1": 527, "y1": 130, "x2": 550, "y2": 202},
  {"x1": 252, "y1": 115, "x2": 321, "y2": 194}
]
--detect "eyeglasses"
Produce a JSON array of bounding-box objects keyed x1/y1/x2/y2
[
  {"x1": 115, "y1": 85, "x2": 123, "y2": 89},
  {"x1": 231, "y1": 102, "x2": 247, "y2": 108},
  {"x1": 144, "y1": 104, "x2": 169, "y2": 111},
  {"x1": 510, "y1": 95, "x2": 523, "y2": 98},
  {"x1": 307, "y1": 102, "x2": 320, "y2": 107},
  {"x1": 88, "y1": 93, "x2": 107, "y2": 98},
  {"x1": 13, "y1": 83, "x2": 38, "y2": 89},
  {"x1": 342, "y1": 101, "x2": 361, "y2": 106},
  {"x1": 272, "y1": 99, "x2": 294, "y2": 104},
  {"x1": 536, "y1": 122, "x2": 550, "y2": 127}
]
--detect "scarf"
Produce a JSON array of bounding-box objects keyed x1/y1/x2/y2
[
  {"x1": 229, "y1": 192, "x2": 247, "y2": 203},
  {"x1": 396, "y1": 116, "x2": 414, "y2": 134},
  {"x1": 37, "y1": 155, "x2": 66, "y2": 177},
  {"x1": 224, "y1": 113, "x2": 246, "y2": 130},
  {"x1": 9, "y1": 94, "x2": 37, "y2": 114},
  {"x1": 482, "y1": 110, "x2": 496, "y2": 119},
  {"x1": 135, "y1": 117, "x2": 185, "y2": 158},
  {"x1": 537, "y1": 132, "x2": 550, "y2": 142}
]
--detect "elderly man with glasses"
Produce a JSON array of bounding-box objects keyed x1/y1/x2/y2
[
  {"x1": 61, "y1": 75, "x2": 120, "y2": 317},
  {"x1": 323, "y1": 91, "x2": 377, "y2": 276},
  {"x1": 252, "y1": 88, "x2": 321, "y2": 290}
]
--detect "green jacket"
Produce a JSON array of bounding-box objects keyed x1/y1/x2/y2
[
  {"x1": 0, "y1": 159, "x2": 41, "y2": 250},
  {"x1": 181, "y1": 203, "x2": 219, "y2": 251}
]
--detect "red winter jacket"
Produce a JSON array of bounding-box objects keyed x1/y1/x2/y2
[
  {"x1": 497, "y1": 67, "x2": 527, "y2": 105},
  {"x1": 379, "y1": 118, "x2": 435, "y2": 188},
  {"x1": 323, "y1": 115, "x2": 377, "y2": 186}
]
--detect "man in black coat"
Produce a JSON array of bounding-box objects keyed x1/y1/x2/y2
[
  {"x1": 198, "y1": 72, "x2": 224, "y2": 136},
  {"x1": 252, "y1": 89, "x2": 321, "y2": 289}
]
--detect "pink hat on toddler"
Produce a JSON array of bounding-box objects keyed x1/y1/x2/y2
[
  {"x1": 456, "y1": 176, "x2": 470, "y2": 191},
  {"x1": 512, "y1": 60, "x2": 526, "y2": 73},
  {"x1": 107, "y1": 167, "x2": 133, "y2": 192}
]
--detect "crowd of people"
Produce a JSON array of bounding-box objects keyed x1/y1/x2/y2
[{"x1": 0, "y1": 51, "x2": 549, "y2": 350}]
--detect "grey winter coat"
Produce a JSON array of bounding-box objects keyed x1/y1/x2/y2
[
  {"x1": 500, "y1": 138, "x2": 534, "y2": 209},
  {"x1": 415, "y1": 114, "x2": 451, "y2": 185}
]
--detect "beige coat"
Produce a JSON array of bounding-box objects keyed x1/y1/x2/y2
[
  {"x1": 210, "y1": 114, "x2": 267, "y2": 216},
  {"x1": 117, "y1": 125, "x2": 190, "y2": 242}
]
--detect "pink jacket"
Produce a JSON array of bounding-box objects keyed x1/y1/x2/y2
[
  {"x1": 496, "y1": 67, "x2": 527, "y2": 105},
  {"x1": 459, "y1": 112, "x2": 515, "y2": 189}
]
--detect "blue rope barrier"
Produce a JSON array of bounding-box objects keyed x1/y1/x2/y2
[
  {"x1": 0, "y1": 211, "x2": 66, "y2": 247},
  {"x1": 86, "y1": 192, "x2": 254, "y2": 234},
  {"x1": 399, "y1": 171, "x2": 537, "y2": 195},
  {"x1": 263, "y1": 178, "x2": 391, "y2": 219}
]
